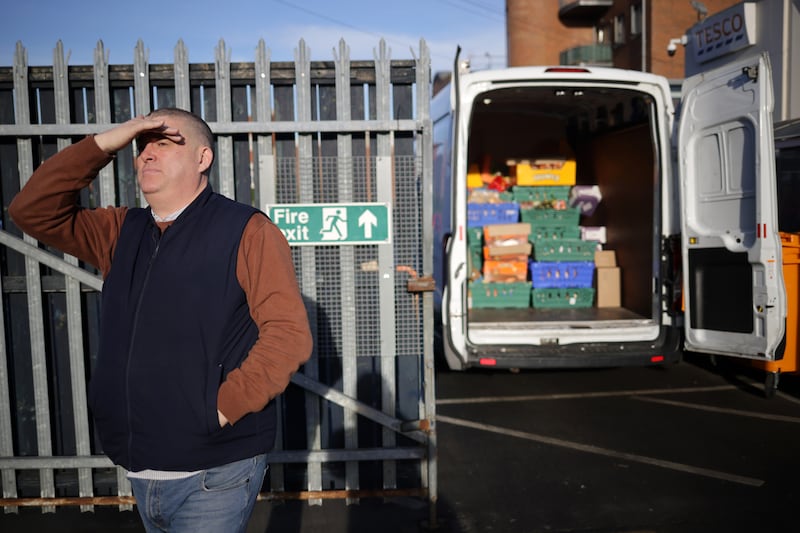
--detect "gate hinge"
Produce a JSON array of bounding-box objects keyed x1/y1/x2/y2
[
  {"x1": 401, "y1": 418, "x2": 433, "y2": 433},
  {"x1": 396, "y1": 265, "x2": 436, "y2": 293},
  {"x1": 407, "y1": 276, "x2": 436, "y2": 293}
]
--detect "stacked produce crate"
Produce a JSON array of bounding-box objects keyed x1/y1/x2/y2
[
  {"x1": 466, "y1": 187, "x2": 531, "y2": 309},
  {"x1": 466, "y1": 157, "x2": 607, "y2": 310},
  {"x1": 513, "y1": 159, "x2": 594, "y2": 309}
]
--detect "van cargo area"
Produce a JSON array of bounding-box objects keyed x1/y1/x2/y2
[{"x1": 455, "y1": 83, "x2": 678, "y2": 365}]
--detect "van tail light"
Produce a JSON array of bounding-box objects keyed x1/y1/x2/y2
[{"x1": 545, "y1": 67, "x2": 591, "y2": 73}]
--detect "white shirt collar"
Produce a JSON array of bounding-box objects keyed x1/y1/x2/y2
[{"x1": 151, "y1": 205, "x2": 188, "y2": 223}]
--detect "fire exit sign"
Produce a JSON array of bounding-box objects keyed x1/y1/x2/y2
[{"x1": 267, "y1": 203, "x2": 392, "y2": 246}]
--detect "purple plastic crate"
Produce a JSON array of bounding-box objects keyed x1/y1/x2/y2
[{"x1": 529, "y1": 261, "x2": 595, "y2": 288}]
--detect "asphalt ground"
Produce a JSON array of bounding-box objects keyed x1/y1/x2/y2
[{"x1": 2, "y1": 353, "x2": 800, "y2": 532}]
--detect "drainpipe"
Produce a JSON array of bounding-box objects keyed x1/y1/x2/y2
[{"x1": 642, "y1": 0, "x2": 647, "y2": 71}]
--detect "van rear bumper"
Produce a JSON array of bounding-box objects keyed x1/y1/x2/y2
[{"x1": 459, "y1": 326, "x2": 682, "y2": 370}]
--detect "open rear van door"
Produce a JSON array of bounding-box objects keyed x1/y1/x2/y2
[
  {"x1": 440, "y1": 47, "x2": 468, "y2": 370},
  {"x1": 678, "y1": 52, "x2": 786, "y2": 360}
]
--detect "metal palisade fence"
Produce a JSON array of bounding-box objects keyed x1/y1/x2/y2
[{"x1": 0, "y1": 37, "x2": 437, "y2": 522}]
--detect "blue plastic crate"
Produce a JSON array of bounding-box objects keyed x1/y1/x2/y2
[
  {"x1": 468, "y1": 202, "x2": 520, "y2": 227},
  {"x1": 468, "y1": 188, "x2": 514, "y2": 203},
  {"x1": 529, "y1": 261, "x2": 595, "y2": 288}
]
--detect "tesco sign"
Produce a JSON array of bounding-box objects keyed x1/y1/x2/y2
[{"x1": 691, "y1": 3, "x2": 757, "y2": 63}]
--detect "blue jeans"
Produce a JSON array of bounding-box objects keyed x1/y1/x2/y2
[{"x1": 129, "y1": 455, "x2": 267, "y2": 533}]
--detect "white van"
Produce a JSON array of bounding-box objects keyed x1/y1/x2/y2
[{"x1": 432, "y1": 52, "x2": 786, "y2": 371}]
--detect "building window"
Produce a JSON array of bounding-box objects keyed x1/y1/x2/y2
[
  {"x1": 614, "y1": 14, "x2": 626, "y2": 45},
  {"x1": 596, "y1": 25, "x2": 609, "y2": 44},
  {"x1": 631, "y1": 3, "x2": 642, "y2": 36}
]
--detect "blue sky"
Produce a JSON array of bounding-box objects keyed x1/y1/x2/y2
[{"x1": 1, "y1": 0, "x2": 506, "y2": 75}]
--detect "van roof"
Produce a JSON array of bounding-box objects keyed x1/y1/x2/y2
[{"x1": 460, "y1": 65, "x2": 670, "y2": 87}]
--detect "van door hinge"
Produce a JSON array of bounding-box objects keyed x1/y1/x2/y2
[{"x1": 742, "y1": 65, "x2": 758, "y2": 82}]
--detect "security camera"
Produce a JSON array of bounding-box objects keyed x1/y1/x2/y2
[
  {"x1": 667, "y1": 42, "x2": 678, "y2": 56},
  {"x1": 667, "y1": 36, "x2": 688, "y2": 57}
]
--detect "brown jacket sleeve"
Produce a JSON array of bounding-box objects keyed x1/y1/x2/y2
[
  {"x1": 8, "y1": 136, "x2": 126, "y2": 276},
  {"x1": 218, "y1": 214, "x2": 313, "y2": 424}
]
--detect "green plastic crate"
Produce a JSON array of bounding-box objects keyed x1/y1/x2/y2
[
  {"x1": 467, "y1": 226, "x2": 483, "y2": 246},
  {"x1": 532, "y1": 288, "x2": 595, "y2": 308},
  {"x1": 468, "y1": 247, "x2": 483, "y2": 277},
  {"x1": 528, "y1": 225, "x2": 581, "y2": 242},
  {"x1": 469, "y1": 282, "x2": 531, "y2": 309},
  {"x1": 533, "y1": 239, "x2": 598, "y2": 262},
  {"x1": 520, "y1": 207, "x2": 580, "y2": 227},
  {"x1": 511, "y1": 186, "x2": 571, "y2": 203}
]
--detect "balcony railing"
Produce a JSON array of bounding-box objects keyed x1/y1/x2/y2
[
  {"x1": 558, "y1": 0, "x2": 613, "y2": 24},
  {"x1": 559, "y1": 44, "x2": 613, "y2": 66}
]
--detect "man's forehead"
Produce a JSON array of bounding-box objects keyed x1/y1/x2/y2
[
  {"x1": 136, "y1": 130, "x2": 186, "y2": 149},
  {"x1": 135, "y1": 132, "x2": 164, "y2": 150},
  {"x1": 137, "y1": 131, "x2": 166, "y2": 142}
]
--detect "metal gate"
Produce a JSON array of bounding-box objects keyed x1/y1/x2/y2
[{"x1": 0, "y1": 37, "x2": 436, "y2": 520}]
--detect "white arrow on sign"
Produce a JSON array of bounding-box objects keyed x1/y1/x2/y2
[{"x1": 358, "y1": 209, "x2": 378, "y2": 239}]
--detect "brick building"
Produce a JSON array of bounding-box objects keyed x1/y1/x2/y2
[{"x1": 506, "y1": 0, "x2": 740, "y2": 78}]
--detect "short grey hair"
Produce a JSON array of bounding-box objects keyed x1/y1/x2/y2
[{"x1": 147, "y1": 108, "x2": 215, "y2": 151}]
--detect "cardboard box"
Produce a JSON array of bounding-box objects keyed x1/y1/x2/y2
[
  {"x1": 484, "y1": 223, "x2": 530, "y2": 238},
  {"x1": 594, "y1": 250, "x2": 617, "y2": 268},
  {"x1": 482, "y1": 260, "x2": 528, "y2": 282},
  {"x1": 483, "y1": 223, "x2": 531, "y2": 246},
  {"x1": 581, "y1": 226, "x2": 607, "y2": 244},
  {"x1": 483, "y1": 243, "x2": 532, "y2": 259},
  {"x1": 596, "y1": 266, "x2": 621, "y2": 307}
]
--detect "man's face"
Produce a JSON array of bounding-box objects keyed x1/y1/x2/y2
[{"x1": 135, "y1": 116, "x2": 209, "y2": 201}]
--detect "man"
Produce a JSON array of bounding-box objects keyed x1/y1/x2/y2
[{"x1": 9, "y1": 108, "x2": 313, "y2": 532}]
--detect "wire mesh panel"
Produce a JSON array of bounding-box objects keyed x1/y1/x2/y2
[{"x1": 0, "y1": 38, "x2": 435, "y2": 516}]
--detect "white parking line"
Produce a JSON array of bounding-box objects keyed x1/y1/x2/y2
[
  {"x1": 777, "y1": 390, "x2": 800, "y2": 405},
  {"x1": 735, "y1": 375, "x2": 800, "y2": 406},
  {"x1": 436, "y1": 385, "x2": 736, "y2": 405},
  {"x1": 632, "y1": 395, "x2": 800, "y2": 423},
  {"x1": 437, "y1": 414, "x2": 765, "y2": 487}
]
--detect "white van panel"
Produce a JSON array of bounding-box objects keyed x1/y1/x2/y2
[{"x1": 680, "y1": 52, "x2": 785, "y2": 360}]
